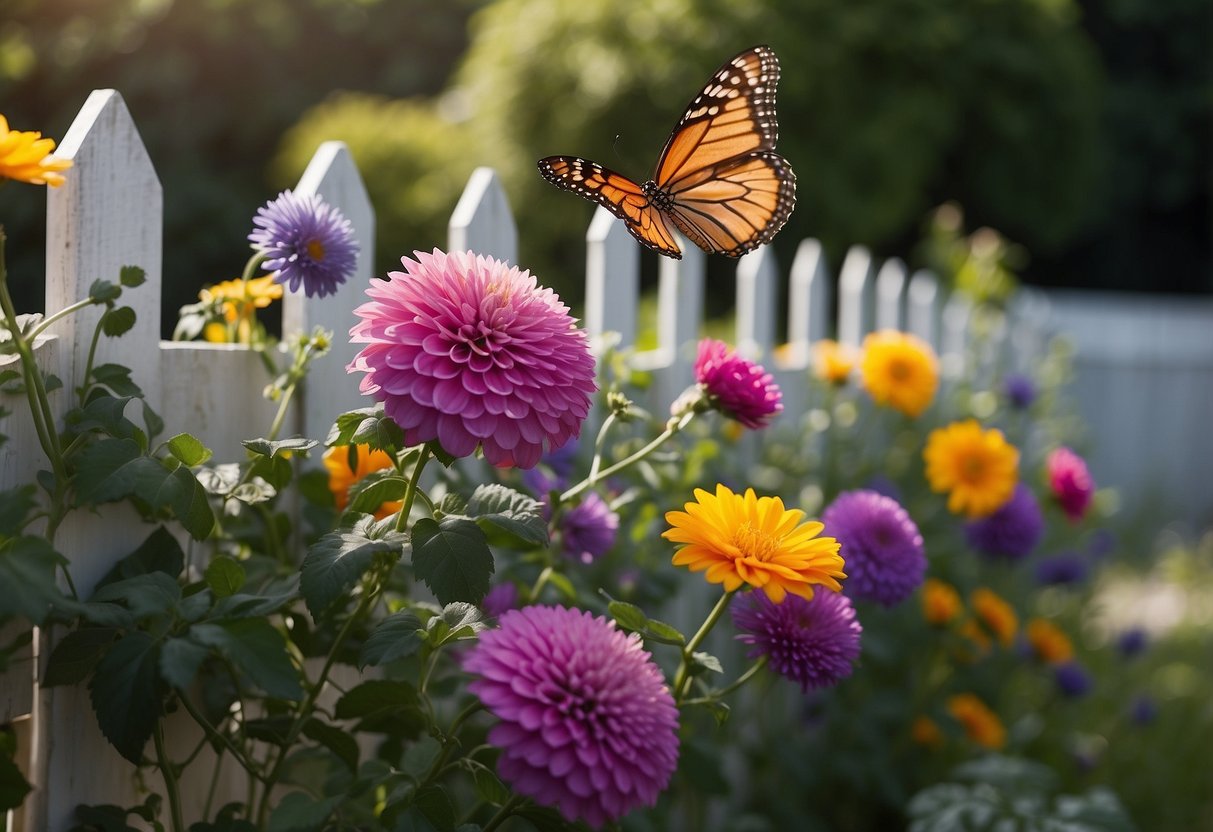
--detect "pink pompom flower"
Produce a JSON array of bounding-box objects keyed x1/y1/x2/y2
[
  {"x1": 1045, "y1": 446, "x2": 1094, "y2": 522},
  {"x1": 347, "y1": 250, "x2": 597, "y2": 468},
  {"x1": 685, "y1": 338, "x2": 782, "y2": 429}
]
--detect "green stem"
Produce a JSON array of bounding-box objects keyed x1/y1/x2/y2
[
  {"x1": 672, "y1": 589, "x2": 737, "y2": 704},
  {"x1": 177, "y1": 691, "x2": 263, "y2": 779},
  {"x1": 422, "y1": 700, "x2": 486, "y2": 786},
  {"x1": 482, "y1": 793, "x2": 528, "y2": 832},
  {"x1": 153, "y1": 722, "x2": 186, "y2": 832},
  {"x1": 681, "y1": 656, "x2": 768, "y2": 706},
  {"x1": 560, "y1": 411, "x2": 693, "y2": 504},
  {"x1": 25, "y1": 295, "x2": 96, "y2": 341},
  {"x1": 528, "y1": 565, "x2": 553, "y2": 603},
  {"x1": 78, "y1": 314, "x2": 105, "y2": 407},
  {"x1": 241, "y1": 251, "x2": 268, "y2": 283},
  {"x1": 266, "y1": 375, "x2": 298, "y2": 440},
  {"x1": 395, "y1": 445, "x2": 432, "y2": 533},
  {"x1": 585, "y1": 411, "x2": 617, "y2": 486}
]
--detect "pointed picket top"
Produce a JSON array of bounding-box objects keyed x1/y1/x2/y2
[
  {"x1": 282, "y1": 141, "x2": 376, "y2": 442},
  {"x1": 584, "y1": 206, "x2": 639, "y2": 349},
  {"x1": 735, "y1": 245, "x2": 778, "y2": 360},
  {"x1": 46, "y1": 89, "x2": 162, "y2": 409},
  {"x1": 941, "y1": 290, "x2": 974, "y2": 378},
  {"x1": 448, "y1": 167, "x2": 517, "y2": 265},
  {"x1": 907, "y1": 269, "x2": 941, "y2": 349},
  {"x1": 875, "y1": 257, "x2": 907, "y2": 332},
  {"x1": 785, "y1": 238, "x2": 830, "y2": 367},
  {"x1": 837, "y1": 245, "x2": 873, "y2": 348}
]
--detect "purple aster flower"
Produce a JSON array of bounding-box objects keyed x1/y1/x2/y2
[
  {"x1": 348, "y1": 250, "x2": 597, "y2": 469},
  {"x1": 964, "y1": 483, "x2": 1045, "y2": 561},
  {"x1": 465, "y1": 606, "x2": 679, "y2": 826},
  {"x1": 522, "y1": 438, "x2": 579, "y2": 496},
  {"x1": 1054, "y1": 661, "x2": 1093, "y2": 698},
  {"x1": 1116, "y1": 627, "x2": 1148, "y2": 658},
  {"x1": 1046, "y1": 446, "x2": 1095, "y2": 522},
  {"x1": 1129, "y1": 694, "x2": 1158, "y2": 725},
  {"x1": 689, "y1": 338, "x2": 782, "y2": 429},
  {"x1": 731, "y1": 589, "x2": 862, "y2": 692},
  {"x1": 560, "y1": 492, "x2": 619, "y2": 564},
  {"x1": 1034, "y1": 552, "x2": 1089, "y2": 586},
  {"x1": 1003, "y1": 372, "x2": 1037, "y2": 409},
  {"x1": 249, "y1": 190, "x2": 359, "y2": 298},
  {"x1": 821, "y1": 490, "x2": 926, "y2": 607},
  {"x1": 480, "y1": 582, "x2": 519, "y2": 620}
]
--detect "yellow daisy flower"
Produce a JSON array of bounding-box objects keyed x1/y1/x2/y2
[
  {"x1": 811, "y1": 339, "x2": 858, "y2": 385},
  {"x1": 0, "y1": 114, "x2": 72, "y2": 187},
  {"x1": 322, "y1": 444, "x2": 401, "y2": 519},
  {"x1": 860, "y1": 330, "x2": 939, "y2": 418},
  {"x1": 921, "y1": 578, "x2": 962, "y2": 625},
  {"x1": 663, "y1": 484, "x2": 846, "y2": 604},
  {"x1": 923, "y1": 420, "x2": 1019, "y2": 518},
  {"x1": 947, "y1": 693, "x2": 1006, "y2": 750},
  {"x1": 1026, "y1": 617, "x2": 1074, "y2": 664},
  {"x1": 971, "y1": 587, "x2": 1018, "y2": 647}
]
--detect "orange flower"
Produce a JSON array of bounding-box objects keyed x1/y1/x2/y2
[
  {"x1": 322, "y1": 444, "x2": 400, "y2": 519},
  {"x1": 1026, "y1": 618, "x2": 1074, "y2": 664},
  {"x1": 0, "y1": 114, "x2": 72, "y2": 187},
  {"x1": 812, "y1": 339, "x2": 858, "y2": 385},
  {"x1": 921, "y1": 578, "x2": 962, "y2": 625},
  {"x1": 971, "y1": 587, "x2": 1018, "y2": 647},
  {"x1": 923, "y1": 420, "x2": 1019, "y2": 518},
  {"x1": 911, "y1": 715, "x2": 944, "y2": 749},
  {"x1": 860, "y1": 330, "x2": 939, "y2": 418},
  {"x1": 947, "y1": 693, "x2": 1006, "y2": 750},
  {"x1": 958, "y1": 617, "x2": 992, "y2": 657},
  {"x1": 663, "y1": 484, "x2": 846, "y2": 604}
]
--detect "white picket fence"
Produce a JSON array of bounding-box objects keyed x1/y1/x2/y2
[{"x1": 1, "y1": 89, "x2": 1209, "y2": 829}]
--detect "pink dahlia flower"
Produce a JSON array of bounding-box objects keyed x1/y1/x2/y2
[
  {"x1": 1045, "y1": 446, "x2": 1094, "y2": 522},
  {"x1": 690, "y1": 338, "x2": 782, "y2": 429},
  {"x1": 465, "y1": 605, "x2": 679, "y2": 826},
  {"x1": 348, "y1": 250, "x2": 597, "y2": 468}
]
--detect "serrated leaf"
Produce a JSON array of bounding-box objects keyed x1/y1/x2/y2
[
  {"x1": 89, "y1": 279, "x2": 122, "y2": 303},
  {"x1": 166, "y1": 433, "x2": 212, "y2": 467},
  {"x1": 210, "y1": 576, "x2": 299, "y2": 620},
  {"x1": 302, "y1": 718, "x2": 359, "y2": 771},
  {"x1": 607, "y1": 601, "x2": 649, "y2": 633},
  {"x1": 266, "y1": 792, "x2": 340, "y2": 832},
  {"x1": 102, "y1": 306, "x2": 136, "y2": 337},
  {"x1": 427, "y1": 602, "x2": 486, "y2": 647},
  {"x1": 325, "y1": 406, "x2": 403, "y2": 454},
  {"x1": 163, "y1": 466, "x2": 216, "y2": 541},
  {"x1": 159, "y1": 636, "x2": 210, "y2": 689},
  {"x1": 231, "y1": 480, "x2": 276, "y2": 505},
  {"x1": 243, "y1": 437, "x2": 318, "y2": 458},
  {"x1": 88, "y1": 631, "x2": 163, "y2": 764},
  {"x1": 300, "y1": 530, "x2": 405, "y2": 619},
  {"x1": 92, "y1": 573, "x2": 181, "y2": 620},
  {"x1": 0, "y1": 536, "x2": 68, "y2": 623},
  {"x1": 403, "y1": 785, "x2": 456, "y2": 832},
  {"x1": 65, "y1": 395, "x2": 136, "y2": 437},
  {"x1": 189, "y1": 619, "x2": 303, "y2": 701},
  {"x1": 334, "y1": 680, "x2": 423, "y2": 734},
  {"x1": 360, "y1": 610, "x2": 425, "y2": 668},
  {"x1": 205, "y1": 556, "x2": 246, "y2": 598},
  {"x1": 411, "y1": 518, "x2": 494, "y2": 606},
  {"x1": 119, "y1": 265, "x2": 146, "y2": 287},
  {"x1": 346, "y1": 473, "x2": 407, "y2": 516},
  {"x1": 42, "y1": 627, "x2": 117, "y2": 687},
  {"x1": 90, "y1": 363, "x2": 143, "y2": 397},
  {"x1": 72, "y1": 437, "x2": 163, "y2": 505},
  {"x1": 466, "y1": 484, "x2": 548, "y2": 546},
  {"x1": 97, "y1": 526, "x2": 184, "y2": 587},
  {"x1": 468, "y1": 761, "x2": 510, "y2": 806},
  {"x1": 0, "y1": 485, "x2": 37, "y2": 537}
]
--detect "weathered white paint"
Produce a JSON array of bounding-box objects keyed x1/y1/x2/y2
[
  {"x1": 639, "y1": 238, "x2": 704, "y2": 411},
  {"x1": 837, "y1": 245, "x2": 873, "y2": 348},
  {"x1": 735, "y1": 246, "x2": 777, "y2": 360},
  {"x1": 907, "y1": 270, "x2": 941, "y2": 349},
  {"x1": 786, "y1": 238, "x2": 830, "y2": 360},
  {"x1": 448, "y1": 167, "x2": 517, "y2": 265},
  {"x1": 875, "y1": 257, "x2": 907, "y2": 332},
  {"x1": 584, "y1": 206, "x2": 639, "y2": 348}
]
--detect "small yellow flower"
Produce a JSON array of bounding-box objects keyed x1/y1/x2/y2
[
  {"x1": 663, "y1": 484, "x2": 846, "y2": 604},
  {"x1": 911, "y1": 715, "x2": 944, "y2": 749},
  {"x1": 971, "y1": 587, "x2": 1018, "y2": 647},
  {"x1": 957, "y1": 617, "x2": 992, "y2": 657},
  {"x1": 0, "y1": 114, "x2": 72, "y2": 187},
  {"x1": 923, "y1": 420, "x2": 1019, "y2": 518},
  {"x1": 1026, "y1": 617, "x2": 1073, "y2": 664},
  {"x1": 860, "y1": 330, "x2": 939, "y2": 418},
  {"x1": 198, "y1": 276, "x2": 284, "y2": 342},
  {"x1": 921, "y1": 578, "x2": 962, "y2": 625},
  {"x1": 322, "y1": 444, "x2": 400, "y2": 519},
  {"x1": 812, "y1": 339, "x2": 858, "y2": 385},
  {"x1": 947, "y1": 693, "x2": 1006, "y2": 750}
]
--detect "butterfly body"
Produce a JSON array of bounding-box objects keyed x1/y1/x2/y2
[{"x1": 538, "y1": 45, "x2": 795, "y2": 260}]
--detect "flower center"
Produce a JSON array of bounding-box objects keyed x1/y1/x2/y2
[
  {"x1": 305, "y1": 238, "x2": 326, "y2": 261},
  {"x1": 888, "y1": 359, "x2": 911, "y2": 381},
  {"x1": 732, "y1": 521, "x2": 780, "y2": 561},
  {"x1": 960, "y1": 454, "x2": 987, "y2": 483}
]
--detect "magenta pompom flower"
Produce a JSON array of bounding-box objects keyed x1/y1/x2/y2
[
  {"x1": 732, "y1": 589, "x2": 862, "y2": 692},
  {"x1": 348, "y1": 250, "x2": 597, "y2": 468},
  {"x1": 965, "y1": 483, "x2": 1045, "y2": 561},
  {"x1": 1046, "y1": 446, "x2": 1095, "y2": 522},
  {"x1": 249, "y1": 190, "x2": 358, "y2": 298},
  {"x1": 687, "y1": 338, "x2": 782, "y2": 429},
  {"x1": 560, "y1": 492, "x2": 619, "y2": 564},
  {"x1": 822, "y1": 490, "x2": 926, "y2": 607},
  {"x1": 465, "y1": 606, "x2": 679, "y2": 827}
]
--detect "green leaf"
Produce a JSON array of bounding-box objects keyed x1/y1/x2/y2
[
  {"x1": 406, "y1": 785, "x2": 456, "y2": 832},
  {"x1": 90, "y1": 363, "x2": 143, "y2": 397},
  {"x1": 0, "y1": 536, "x2": 68, "y2": 623},
  {"x1": 0, "y1": 485, "x2": 37, "y2": 537},
  {"x1": 73, "y1": 438, "x2": 163, "y2": 505},
  {"x1": 302, "y1": 718, "x2": 360, "y2": 771},
  {"x1": 426, "y1": 602, "x2": 486, "y2": 647},
  {"x1": 411, "y1": 518, "x2": 494, "y2": 606},
  {"x1": 88, "y1": 279, "x2": 122, "y2": 303},
  {"x1": 266, "y1": 792, "x2": 341, "y2": 832},
  {"x1": 97, "y1": 526, "x2": 184, "y2": 588},
  {"x1": 401, "y1": 736, "x2": 442, "y2": 779},
  {"x1": 119, "y1": 265, "x2": 146, "y2": 288},
  {"x1": 88, "y1": 631, "x2": 163, "y2": 764},
  {"x1": 326, "y1": 405, "x2": 404, "y2": 454},
  {"x1": 646, "y1": 618, "x2": 687, "y2": 646},
  {"x1": 0, "y1": 745, "x2": 32, "y2": 810},
  {"x1": 42, "y1": 627, "x2": 117, "y2": 687},
  {"x1": 166, "y1": 433, "x2": 212, "y2": 467},
  {"x1": 346, "y1": 473, "x2": 408, "y2": 516},
  {"x1": 210, "y1": 576, "x2": 299, "y2": 620},
  {"x1": 65, "y1": 395, "x2": 137, "y2": 438},
  {"x1": 101, "y1": 306, "x2": 136, "y2": 337},
  {"x1": 359, "y1": 610, "x2": 425, "y2": 669},
  {"x1": 159, "y1": 636, "x2": 210, "y2": 690},
  {"x1": 690, "y1": 651, "x2": 723, "y2": 675},
  {"x1": 466, "y1": 484, "x2": 548, "y2": 546},
  {"x1": 243, "y1": 437, "x2": 318, "y2": 458},
  {"x1": 300, "y1": 530, "x2": 405, "y2": 619},
  {"x1": 204, "y1": 556, "x2": 246, "y2": 598},
  {"x1": 91, "y1": 573, "x2": 181, "y2": 620},
  {"x1": 141, "y1": 401, "x2": 164, "y2": 441},
  {"x1": 607, "y1": 601, "x2": 649, "y2": 633},
  {"x1": 467, "y1": 761, "x2": 510, "y2": 806},
  {"x1": 189, "y1": 619, "x2": 303, "y2": 701},
  {"x1": 334, "y1": 679, "x2": 425, "y2": 733}
]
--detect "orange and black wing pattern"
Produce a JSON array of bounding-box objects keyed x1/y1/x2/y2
[{"x1": 538, "y1": 156, "x2": 681, "y2": 257}]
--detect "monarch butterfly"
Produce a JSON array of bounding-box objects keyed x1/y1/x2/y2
[{"x1": 538, "y1": 45, "x2": 795, "y2": 260}]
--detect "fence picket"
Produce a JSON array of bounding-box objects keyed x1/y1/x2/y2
[
  {"x1": 640, "y1": 237, "x2": 704, "y2": 411},
  {"x1": 584, "y1": 207, "x2": 639, "y2": 349},
  {"x1": 448, "y1": 167, "x2": 517, "y2": 265},
  {"x1": 785, "y1": 238, "x2": 830, "y2": 364},
  {"x1": 907, "y1": 269, "x2": 941, "y2": 349},
  {"x1": 837, "y1": 246, "x2": 873, "y2": 348},
  {"x1": 875, "y1": 257, "x2": 908, "y2": 331}
]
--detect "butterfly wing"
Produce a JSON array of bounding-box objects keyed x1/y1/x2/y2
[{"x1": 537, "y1": 156, "x2": 683, "y2": 258}]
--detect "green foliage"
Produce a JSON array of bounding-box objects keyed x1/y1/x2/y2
[
  {"x1": 411, "y1": 517, "x2": 494, "y2": 606},
  {"x1": 300, "y1": 526, "x2": 406, "y2": 618}
]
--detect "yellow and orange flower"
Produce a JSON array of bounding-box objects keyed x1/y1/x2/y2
[
  {"x1": 322, "y1": 444, "x2": 401, "y2": 519},
  {"x1": 1026, "y1": 617, "x2": 1074, "y2": 664},
  {"x1": 0, "y1": 114, "x2": 72, "y2": 187},
  {"x1": 921, "y1": 578, "x2": 962, "y2": 625},
  {"x1": 663, "y1": 484, "x2": 846, "y2": 604},
  {"x1": 812, "y1": 339, "x2": 858, "y2": 385},
  {"x1": 200, "y1": 275, "x2": 284, "y2": 343},
  {"x1": 923, "y1": 420, "x2": 1019, "y2": 518},
  {"x1": 946, "y1": 693, "x2": 1006, "y2": 750},
  {"x1": 957, "y1": 618, "x2": 992, "y2": 658},
  {"x1": 859, "y1": 330, "x2": 939, "y2": 418},
  {"x1": 971, "y1": 587, "x2": 1018, "y2": 647},
  {"x1": 911, "y1": 715, "x2": 944, "y2": 749}
]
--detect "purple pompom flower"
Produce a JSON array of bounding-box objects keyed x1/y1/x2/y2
[
  {"x1": 1003, "y1": 372, "x2": 1037, "y2": 409},
  {"x1": 822, "y1": 490, "x2": 926, "y2": 606},
  {"x1": 465, "y1": 606, "x2": 679, "y2": 826},
  {"x1": 560, "y1": 492, "x2": 619, "y2": 564},
  {"x1": 1116, "y1": 627, "x2": 1148, "y2": 658},
  {"x1": 1054, "y1": 661, "x2": 1093, "y2": 698},
  {"x1": 732, "y1": 589, "x2": 862, "y2": 692},
  {"x1": 480, "y1": 582, "x2": 519, "y2": 620},
  {"x1": 965, "y1": 483, "x2": 1045, "y2": 561},
  {"x1": 1035, "y1": 552, "x2": 1089, "y2": 586},
  {"x1": 249, "y1": 190, "x2": 359, "y2": 298},
  {"x1": 688, "y1": 338, "x2": 782, "y2": 429},
  {"x1": 348, "y1": 250, "x2": 597, "y2": 468}
]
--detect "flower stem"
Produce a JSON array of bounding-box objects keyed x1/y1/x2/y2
[
  {"x1": 560, "y1": 411, "x2": 693, "y2": 504},
  {"x1": 482, "y1": 793, "x2": 528, "y2": 832},
  {"x1": 241, "y1": 251, "x2": 268, "y2": 283},
  {"x1": 153, "y1": 722, "x2": 186, "y2": 832},
  {"x1": 395, "y1": 445, "x2": 431, "y2": 533},
  {"x1": 681, "y1": 656, "x2": 768, "y2": 706},
  {"x1": 25, "y1": 295, "x2": 96, "y2": 341},
  {"x1": 528, "y1": 565, "x2": 553, "y2": 603},
  {"x1": 672, "y1": 588, "x2": 737, "y2": 704}
]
